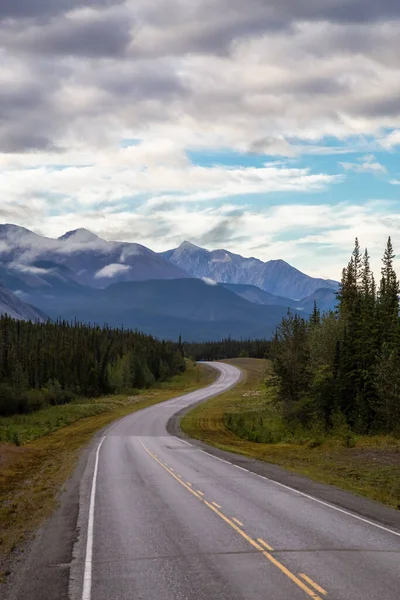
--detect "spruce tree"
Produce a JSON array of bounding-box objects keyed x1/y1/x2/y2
[{"x1": 378, "y1": 237, "x2": 399, "y2": 351}]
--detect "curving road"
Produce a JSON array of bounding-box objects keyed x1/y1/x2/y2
[{"x1": 67, "y1": 361, "x2": 400, "y2": 600}]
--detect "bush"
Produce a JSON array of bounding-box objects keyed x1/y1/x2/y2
[
  {"x1": 0, "y1": 384, "x2": 27, "y2": 416},
  {"x1": 25, "y1": 389, "x2": 48, "y2": 412}
]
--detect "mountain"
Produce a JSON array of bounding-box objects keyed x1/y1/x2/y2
[
  {"x1": 293, "y1": 287, "x2": 338, "y2": 313},
  {"x1": 0, "y1": 224, "x2": 189, "y2": 289},
  {"x1": 223, "y1": 282, "x2": 338, "y2": 313},
  {"x1": 31, "y1": 278, "x2": 300, "y2": 341},
  {"x1": 0, "y1": 284, "x2": 45, "y2": 321},
  {"x1": 222, "y1": 283, "x2": 295, "y2": 307},
  {"x1": 162, "y1": 241, "x2": 338, "y2": 299},
  {"x1": 0, "y1": 224, "x2": 337, "y2": 340}
]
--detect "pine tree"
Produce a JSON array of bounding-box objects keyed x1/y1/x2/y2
[{"x1": 377, "y1": 237, "x2": 399, "y2": 351}]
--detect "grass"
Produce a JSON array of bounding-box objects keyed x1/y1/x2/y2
[
  {"x1": 0, "y1": 362, "x2": 216, "y2": 572},
  {"x1": 181, "y1": 358, "x2": 400, "y2": 510}
]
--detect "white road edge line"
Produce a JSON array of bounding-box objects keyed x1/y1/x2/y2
[
  {"x1": 82, "y1": 435, "x2": 105, "y2": 600},
  {"x1": 173, "y1": 436, "x2": 192, "y2": 447},
  {"x1": 194, "y1": 445, "x2": 400, "y2": 538},
  {"x1": 198, "y1": 449, "x2": 233, "y2": 466},
  {"x1": 234, "y1": 464, "x2": 249, "y2": 473}
]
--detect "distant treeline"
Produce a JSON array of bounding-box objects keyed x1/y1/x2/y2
[
  {"x1": 272, "y1": 237, "x2": 400, "y2": 435},
  {"x1": 0, "y1": 318, "x2": 185, "y2": 416},
  {"x1": 184, "y1": 338, "x2": 271, "y2": 361}
]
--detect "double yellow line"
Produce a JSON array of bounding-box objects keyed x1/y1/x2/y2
[{"x1": 140, "y1": 441, "x2": 325, "y2": 600}]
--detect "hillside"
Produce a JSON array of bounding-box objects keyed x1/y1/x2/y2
[
  {"x1": 38, "y1": 278, "x2": 300, "y2": 341},
  {"x1": 0, "y1": 284, "x2": 45, "y2": 321}
]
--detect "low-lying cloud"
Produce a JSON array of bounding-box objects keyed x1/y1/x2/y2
[{"x1": 95, "y1": 263, "x2": 132, "y2": 278}]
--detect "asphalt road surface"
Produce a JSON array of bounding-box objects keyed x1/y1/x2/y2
[{"x1": 63, "y1": 361, "x2": 400, "y2": 600}]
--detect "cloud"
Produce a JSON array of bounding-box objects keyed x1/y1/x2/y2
[
  {"x1": 9, "y1": 263, "x2": 50, "y2": 275},
  {"x1": 0, "y1": 147, "x2": 342, "y2": 213},
  {"x1": 340, "y1": 155, "x2": 387, "y2": 174},
  {"x1": 95, "y1": 263, "x2": 132, "y2": 278},
  {"x1": 380, "y1": 130, "x2": 400, "y2": 149},
  {"x1": 3, "y1": 7, "x2": 134, "y2": 58},
  {"x1": 202, "y1": 277, "x2": 218, "y2": 285},
  {"x1": 0, "y1": 0, "x2": 124, "y2": 19},
  {"x1": 390, "y1": 179, "x2": 400, "y2": 185},
  {"x1": 1, "y1": 2, "x2": 400, "y2": 155},
  {"x1": 0, "y1": 0, "x2": 400, "y2": 284}
]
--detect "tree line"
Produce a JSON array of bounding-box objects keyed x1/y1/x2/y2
[
  {"x1": 184, "y1": 338, "x2": 271, "y2": 361},
  {"x1": 0, "y1": 318, "x2": 185, "y2": 416},
  {"x1": 272, "y1": 237, "x2": 400, "y2": 435}
]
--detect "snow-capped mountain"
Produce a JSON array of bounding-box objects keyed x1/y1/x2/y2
[
  {"x1": 162, "y1": 241, "x2": 338, "y2": 300},
  {"x1": 0, "y1": 224, "x2": 338, "y2": 336},
  {"x1": 0, "y1": 224, "x2": 189, "y2": 290}
]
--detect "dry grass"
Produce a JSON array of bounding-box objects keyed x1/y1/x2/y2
[
  {"x1": 0, "y1": 363, "x2": 216, "y2": 570},
  {"x1": 181, "y1": 358, "x2": 400, "y2": 509}
]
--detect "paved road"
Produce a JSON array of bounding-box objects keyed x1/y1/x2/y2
[{"x1": 69, "y1": 361, "x2": 400, "y2": 600}]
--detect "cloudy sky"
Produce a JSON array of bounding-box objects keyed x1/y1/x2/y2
[{"x1": 1, "y1": 0, "x2": 400, "y2": 279}]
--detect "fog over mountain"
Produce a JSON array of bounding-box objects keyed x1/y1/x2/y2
[{"x1": 0, "y1": 224, "x2": 189, "y2": 289}]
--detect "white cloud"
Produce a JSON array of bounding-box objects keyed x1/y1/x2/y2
[
  {"x1": 94, "y1": 263, "x2": 131, "y2": 278},
  {"x1": 0, "y1": 147, "x2": 342, "y2": 215},
  {"x1": 202, "y1": 277, "x2": 218, "y2": 285},
  {"x1": 380, "y1": 130, "x2": 400, "y2": 150},
  {"x1": 10, "y1": 263, "x2": 49, "y2": 275},
  {"x1": 0, "y1": 1, "x2": 400, "y2": 285},
  {"x1": 389, "y1": 179, "x2": 400, "y2": 185},
  {"x1": 340, "y1": 155, "x2": 387, "y2": 174}
]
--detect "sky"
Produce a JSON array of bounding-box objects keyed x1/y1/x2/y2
[{"x1": 1, "y1": 0, "x2": 400, "y2": 280}]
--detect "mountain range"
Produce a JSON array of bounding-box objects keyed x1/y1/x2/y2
[
  {"x1": 162, "y1": 241, "x2": 338, "y2": 299},
  {"x1": 0, "y1": 224, "x2": 339, "y2": 340}
]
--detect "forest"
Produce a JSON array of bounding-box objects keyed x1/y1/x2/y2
[
  {"x1": 184, "y1": 338, "x2": 271, "y2": 361},
  {"x1": 0, "y1": 318, "x2": 185, "y2": 416},
  {"x1": 272, "y1": 237, "x2": 400, "y2": 436}
]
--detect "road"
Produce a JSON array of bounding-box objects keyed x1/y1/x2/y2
[{"x1": 65, "y1": 361, "x2": 400, "y2": 600}]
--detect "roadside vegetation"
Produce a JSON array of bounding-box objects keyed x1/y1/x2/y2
[
  {"x1": 0, "y1": 359, "x2": 215, "y2": 578},
  {"x1": 183, "y1": 238, "x2": 400, "y2": 509},
  {"x1": 271, "y1": 237, "x2": 400, "y2": 439},
  {"x1": 182, "y1": 358, "x2": 400, "y2": 509}
]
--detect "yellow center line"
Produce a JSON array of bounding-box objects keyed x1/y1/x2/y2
[
  {"x1": 212, "y1": 501, "x2": 222, "y2": 508},
  {"x1": 140, "y1": 441, "x2": 323, "y2": 600},
  {"x1": 186, "y1": 482, "x2": 192, "y2": 487},
  {"x1": 232, "y1": 518, "x2": 244, "y2": 527},
  {"x1": 299, "y1": 574, "x2": 327, "y2": 596},
  {"x1": 257, "y1": 537, "x2": 274, "y2": 551}
]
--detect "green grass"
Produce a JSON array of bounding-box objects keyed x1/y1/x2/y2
[
  {"x1": 181, "y1": 358, "x2": 400, "y2": 510},
  {"x1": 0, "y1": 364, "x2": 215, "y2": 446},
  {"x1": 0, "y1": 362, "x2": 216, "y2": 571}
]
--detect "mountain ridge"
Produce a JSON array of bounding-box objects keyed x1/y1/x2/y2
[
  {"x1": 0, "y1": 224, "x2": 338, "y2": 336},
  {"x1": 161, "y1": 241, "x2": 338, "y2": 299}
]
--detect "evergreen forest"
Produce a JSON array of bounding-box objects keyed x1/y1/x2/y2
[
  {"x1": 272, "y1": 237, "x2": 400, "y2": 435},
  {"x1": 0, "y1": 318, "x2": 185, "y2": 416},
  {"x1": 184, "y1": 338, "x2": 271, "y2": 361}
]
